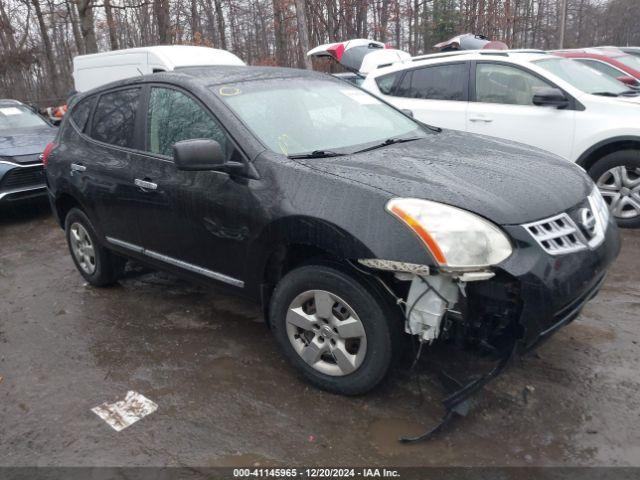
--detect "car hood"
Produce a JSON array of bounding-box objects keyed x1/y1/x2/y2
[
  {"x1": 0, "y1": 126, "x2": 57, "y2": 158},
  {"x1": 295, "y1": 131, "x2": 593, "y2": 225}
]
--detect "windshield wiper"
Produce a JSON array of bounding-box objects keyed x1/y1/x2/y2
[
  {"x1": 592, "y1": 91, "x2": 620, "y2": 97},
  {"x1": 288, "y1": 150, "x2": 345, "y2": 159},
  {"x1": 351, "y1": 137, "x2": 421, "y2": 155}
]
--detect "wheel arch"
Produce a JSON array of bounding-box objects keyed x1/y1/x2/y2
[
  {"x1": 247, "y1": 215, "x2": 379, "y2": 324},
  {"x1": 577, "y1": 136, "x2": 640, "y2": 172},
  {"x1": 54, "y1": 192, "x2": 84, "y2": 228}
]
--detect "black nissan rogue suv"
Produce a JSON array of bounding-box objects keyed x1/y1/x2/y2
[{"x1": 45, "y1": 66, "x2": 620, "y2": 395}]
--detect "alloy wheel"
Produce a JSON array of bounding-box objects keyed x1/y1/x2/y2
[
  {"x1": 69, "y1": 222, "x2": 96, "y2": 275},
  {"x1": 285, "y1": 290, "x2": 367, "y2": 377},
  {"x1": 597, "y1": 166, "x2": 640, "y2": 220}
]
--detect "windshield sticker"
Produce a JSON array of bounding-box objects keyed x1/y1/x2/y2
[
  {"x1": 277, "y1": 134, "x2": 289, "y2": 156},
  {"x1": 340, "y1": 89, "x2": 379, "y2": 105},
  {"x1": 219, "y1": 86, "x2": 241, "y2": 96},
  {"x1": 0, "y1": 107, "x2": 22, "y2": 116}
]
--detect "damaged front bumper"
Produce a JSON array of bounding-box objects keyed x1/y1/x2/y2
[
  {"x1": 360, "y1": 215, "x2": 621, "y2": 354},
  {"x1": 499, "y1": 216, "x2": 620, "y2": 352}
]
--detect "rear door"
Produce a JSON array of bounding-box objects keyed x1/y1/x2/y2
[
  {"x1": 379, "y1": 62, "x2": 469, "y2": 131},
  {"x1": 80, "y1": 87, "x2": 144, "y2": 248},
  {"x1": 467, "y1": 61, "x2": 576, "y2": 159}
]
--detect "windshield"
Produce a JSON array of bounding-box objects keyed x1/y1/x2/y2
[
  {"x1": 616, "y1": 54, "x2": 640, "y2": 72},
  {"x1": 0, "y1": 105, "x2": 48, "y2": 131},
  {"x1": 214, "y1": 78, "x2": 426, "y2": 156},
  {"x1": 535, "y1": 57, "x2": 629, "y2": 95}
]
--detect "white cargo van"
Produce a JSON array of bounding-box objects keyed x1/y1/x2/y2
[{"x1": 72, "y1": 45, "x2": 245, "y2": 93}]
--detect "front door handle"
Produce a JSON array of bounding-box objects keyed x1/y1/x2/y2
[
  {"x1": 70, "y1": 163, "x2": 87, "y2": 172},
  {"x1": 134, "y1": 178, "x2": 158, "y2": 190},
  {"x1": 469, "y1": 117, "x2": 494, "y2": 123}
]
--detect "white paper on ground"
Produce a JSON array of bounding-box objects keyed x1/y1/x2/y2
[{"x1": 92, "y1": 391, "x2": 158, "y2": 432}]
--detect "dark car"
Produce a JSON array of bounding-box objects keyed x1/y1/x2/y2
[
  {"x1": 0, "y1": 100, "x2": 57, "y2": 204},
  {"x1": 44, "y1": 66, "x2": 620, "y2": 395}
]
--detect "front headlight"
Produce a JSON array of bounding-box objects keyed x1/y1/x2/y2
[{"x1": 386, "y1": 198, "x2": 513, "y2": 269}]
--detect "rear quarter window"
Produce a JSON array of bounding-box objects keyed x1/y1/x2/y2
[
  {"x1": 90, "y1": 88, "x2": 141, "y2": 148},
  {"x1": 375, "y1": 72, "x2": 401, "y2": 95}
]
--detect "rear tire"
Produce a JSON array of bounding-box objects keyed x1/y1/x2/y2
[
  {"x1": 588, "y1": 150, "x2": 640, "y2": 229},
  {"x1": 64, "y1": 208, "x2": 125, "y2": 286},
  {"x1": 269, "y1": 264, "x2": 401, "y2": 395}
]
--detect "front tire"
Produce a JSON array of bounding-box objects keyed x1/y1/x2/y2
[
  {"x1": 64, "y1": 208, "x2": 124, "y2": 286},
  {"x1": 588, "y1": 150, "x2": 640, "y2": 229},
  {"x1": 269, "y1": 264, "x2": 400, "y2": 395}
]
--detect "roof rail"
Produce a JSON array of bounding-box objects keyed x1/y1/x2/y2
[
  {"x1": 411, "y1": 49, "x2": 547, "y2": 63},
  {"x1": 411, "y1": 51, "x2": 469, "y2": 62}
]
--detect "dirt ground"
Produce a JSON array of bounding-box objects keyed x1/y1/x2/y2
[{"x1": 1, "y1": 200, "x2": 639, "y2": 468}]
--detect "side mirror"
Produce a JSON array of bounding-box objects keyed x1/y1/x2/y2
[
  {"x1": 173, "y1": 139, "x2": 226, "y2": 171},
  {"x1": 532, "y1": 87, "x2": 570, "y2": 109},
  {"x1": 617, "y1": 75, "x2": 639, "y2": 87},
  {"x1": 401, "y1": 109, "x2": 414, "y2": 118}
]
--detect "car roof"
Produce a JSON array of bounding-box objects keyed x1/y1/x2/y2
[
  {"x1": 72, "y1": 65, "x2": 335, "y2": 100},
  {"x1": 367, "y1": 50, "x2": 551, "y2": 77},
  {"x1": 553, "y1": 47, "x2": 626, "y2": 58},
  {"x1": 177, "y1": 65, "x2": 329, "y2": 85}
]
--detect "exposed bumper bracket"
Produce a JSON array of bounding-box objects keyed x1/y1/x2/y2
[{"x1": 400, "y1": 339, "x2": 517, "y2": 443}]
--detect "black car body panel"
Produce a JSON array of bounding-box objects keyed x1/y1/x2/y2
[
  {"x1": 295, "y1": 131, "x2": 594, "y2": 226},
  {"x1": 0, "y1": 101, "x2": 57, "y2": 203},
  {"x1": 46, "y1": 65, "x2": 620, "y2": 352}
]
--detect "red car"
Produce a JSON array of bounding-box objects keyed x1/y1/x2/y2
[{"x1": 552, "y1": 48, "x2": 640, "y2": 88}]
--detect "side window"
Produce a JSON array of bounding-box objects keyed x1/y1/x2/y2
[
  {"x1": 396, "y1": 71, "x2": 413, "y2": 97},
  {"x1": 91, "y1": 88, "x2": 140, "y2": 148},
  {"x1": 476, "y1": 63, "x2": 551, "y2": 106},
  {"x1": 394, "y1": 64, "x2": 467, "y2": 101},
  {"x1": 70, "y1": 96, "x2": 95, "y2": 132},
  {"x1": 147, "y1": 87, "x2": 229, "y2": 158},
  {"x1": 375, "y1": 72, "x2": 401, "y2": 95},
  {"x1": 409, "y1": 64, "x2": 467, "y2": 101}
]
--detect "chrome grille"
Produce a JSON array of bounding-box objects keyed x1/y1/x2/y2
[{"x1": 523, "y1": 212, "x2": 587, "y2": 255}]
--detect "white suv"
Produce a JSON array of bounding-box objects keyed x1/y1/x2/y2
[{"x1": 315, "y1": 48, "x2": 640, "y2": 227}]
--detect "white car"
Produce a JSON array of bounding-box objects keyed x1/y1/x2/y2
[{"x1": 309, "y1": 46, "x2": 640, "y2": 228}]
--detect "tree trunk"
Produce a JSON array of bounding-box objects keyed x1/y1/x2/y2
[
  {"x1": 154, "y1": 0, "x2": 171, "y2": 44},
  {"x1": 67, "y1": 0, "x2": 85, "y2": 54},
  {"x1": 104, "y1": 0, "x2": 119, "y2": 50},
  {"x1": 294, "y1": 0, "x2": 312, "y2": 69},
  {"x1": 31, "y1": 0, "x2": 59, "y2": 94},
  {"x1": 75, "y1": 0, "x2": 98, "y2": 53},
  {"x1": 272, "y1": 0, "x2": 287, "y2": 65},
  {"x1": 213, "y1": 0, "x2": 226, "y2": 50}
]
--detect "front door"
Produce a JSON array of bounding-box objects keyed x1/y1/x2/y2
[
  {"x1": 130, "y1": 85, "x2": 255, "y2": 287},
  {"x1": 467, "y1": 62, "x2": 576, "y2": 159}
]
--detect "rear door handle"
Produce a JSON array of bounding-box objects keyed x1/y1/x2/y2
[
  {"x1": 70, "y1": 163, "x2": 86, "y2": 172},
  {"x1": 469, "y1": 117, "x2": 493, "y2": 123},
  {"x1": 134, "y1": 178, "x2": 158, "y2": 190}
]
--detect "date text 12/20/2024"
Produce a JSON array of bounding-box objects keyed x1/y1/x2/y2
[{"x1": 233, "y1": 468, "x2": 401, "y2": 478}]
